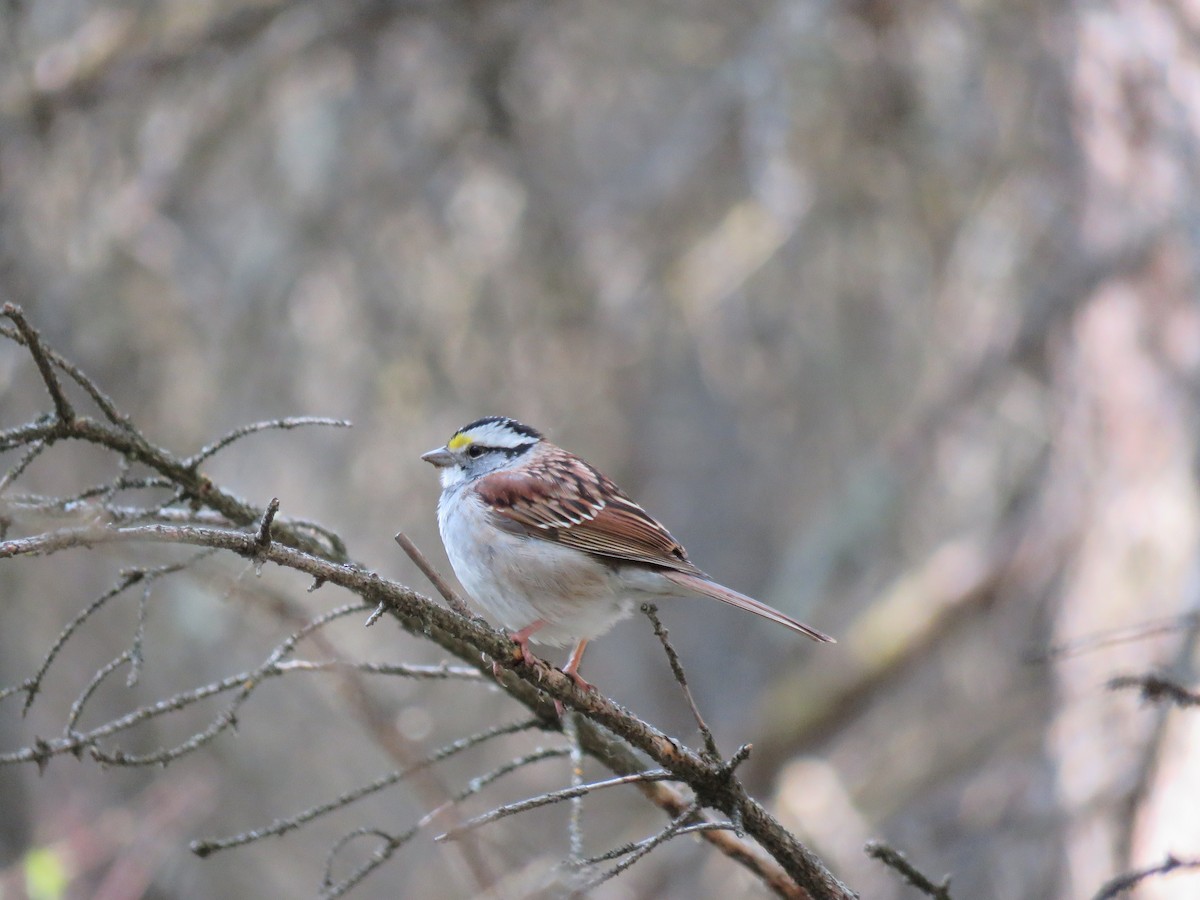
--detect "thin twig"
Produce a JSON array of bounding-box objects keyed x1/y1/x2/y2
[
  {"x1": 65, "y1": 651, "x2": 133, "y2": 744},
  {"x1": 321, "y1": 828, "x2": 415, "y2": 899},
  {"x1": 4, "y1": 671, "x2": 247, "y2": 766},
  {"x1": 271, "y1": 660, "x2": 482, "y2": 680},
  {"x1": 256, "y1": 497, "x2": 280, "y2": 550},
  {"x1": 1092, "y1": 854, "x2": 1200, "y2": 899},
  {"x1": 577, "y1": 800, "x2": 704, "y2": 892},
  {"x1": 191, "y1": 718, "x2": 541, "y2": 856},
  {"x1": 5, "y1": 478, "x2": 180, "y2": 513},
  {"x1": 2, "y1": 304, "x2": 74, "y2": 423},
  {"x1": 436, "y1": 770, "x2": 674, "y2": 842},
  {"x1": 865, "y1": 840, "x2": 953, "y2": 899},
  {"x1": 0, "y1": 321, "x2": 131, "y2": 429},
  {"x1": 185, "y1": 417, "x2": 352, "y2": 469},
  {"x1": 580, "y1": 819, "x2": 737, "y2": 865},
  {"x1": 21, "y1": 557, "x2": 204, "y2": 715},
  {"x1": 642, "y1": 603, "x2": 721, "y2": 761},
  {"x1": 3, "y1": 614, "x2": 413, "y2": 769},
  {"x1": 395, "y1": 532, "x2": 471, "y2": 616},
  {"x1": 127, "y1": 582, "x2": 151, "y2": 687},
  {"x1": 415, "y1": 747, "x2": 571, "y2": 831},
  {"x1": 0, "y1": 439, "x2": 48, "y2": 496}
]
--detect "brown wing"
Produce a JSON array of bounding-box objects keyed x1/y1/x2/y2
[{"x1": 475, "y1": 446, "x2": 706, "y2": 576}]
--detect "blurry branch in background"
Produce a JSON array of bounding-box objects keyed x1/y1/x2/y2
[
  {"x1": 1035, "y1": 615, "x2": 1200, "y2": 663},
  {"x1": 0, "y1": 306, "x2": 853, "y2": 899},
  {"x1": 1107, "y1": 673, "x2": 1200, "y2": 708}
]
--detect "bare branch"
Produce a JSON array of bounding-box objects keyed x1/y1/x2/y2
[
  {"x1": 395, "y1": 531, "x2": 471, "y2": 616},
  {"x1": 185, "y1": 417, "x2": 352, "y2": 469},
  {"x1": 1034, "y1": 614, "x2": 1200, "y2": 662},
  {"x1": 65, "y1": 650, "x2": 134, "y2": 741},
  {"x1": 572, "y1": 716, "x2": 807, "y2": 899},
  {"x1": 580, "y1": 818, "x2": 738, "y2": 866},
  {"x1": 0, "y1": 311, "x2": 854, "y2": 898},
  {"x1": 255, "y1": 496, "x2": 281, "y2": 551},
  {"x1": 643, "y1": 602, "x2": 720, "y2": 761},
  {"x1": 436, "y1": 770, "x2": 674, "y2": 842},
  {"x1": 2, "y1": 304, "x2": 74, "y2": 423},
  {"x1": 271, "y1": 660, "x2": 482, "y2": 681},
  {"x1": 0, "y1": 439, "x2": 48, "y2": 496},
  {"x1": 1, "y1": 603, "x2": 372, "y2": 768},
  {"x1": 191, "y1": 718, "x2": 542, "y2": 857},
  {"x1": 576, "y1": 799, "x2": 704, "y2": 891},
  {"x1": 0, "y1": 413, "x2": 336, "y2": 559},
  {"x1": 20, "y1": 555, "x2": 210, "y2": 716},
  {"x1": 865, "y1": 840, "x2": 953, "y2": 899},
  {"x1": 1108, "y1": 673, "x2": 1200, "y2": 708},
  {"x1": 0, "y1": 321, "x2": 132, "y2": 429},
  {"x1": 321, "y1": 828, "x2": 415, "y2": 900},
  {"x1": 415, "y1": 746, "x2": 571, "y2": 832},
  {"x1": 1092, "y1": 854, "x2": 1200, "y2": 899}
]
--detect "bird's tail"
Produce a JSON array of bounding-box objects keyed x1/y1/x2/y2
[{"x1": 662, "y1": 570, "x2": 835, "y2": 643}]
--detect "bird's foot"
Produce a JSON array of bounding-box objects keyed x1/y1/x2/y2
[
  {"x1": 563, "y1": 668, "x2": 596, "y2": 693},
  {"x1": 491, "y1": 621, "x2": 547, "y2": 681}
]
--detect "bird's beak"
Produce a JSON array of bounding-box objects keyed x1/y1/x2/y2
[{"x1": 421, "y1": 446, "x2": 455, "y2": 468}]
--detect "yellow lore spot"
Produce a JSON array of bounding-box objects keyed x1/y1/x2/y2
[{"x1": 447, "y1": 433, "x2": 473, "y2": 452}]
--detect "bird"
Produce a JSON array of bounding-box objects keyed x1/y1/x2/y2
[{"x1": 421, "y1": 416, "x2": 833, "y2": 692}]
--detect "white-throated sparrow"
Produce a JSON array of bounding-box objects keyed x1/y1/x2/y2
[{"x1": 422, "y1": 416, "x2": 833, "y2": 689}]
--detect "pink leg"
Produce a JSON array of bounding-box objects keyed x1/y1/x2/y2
[
  {"x1": 562, "y1": 639, "x2": 595, "y2": 692},
  {"x1": 492, "y1": 620, "x2": 546, "y2": 678},
  {"x1": 511, "y1": 620, "x2": 545, "y2": 666}
]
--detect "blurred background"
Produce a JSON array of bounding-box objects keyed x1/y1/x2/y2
[{"x1": 2, "y1": 0, "x2": 1200, "y2": 897}]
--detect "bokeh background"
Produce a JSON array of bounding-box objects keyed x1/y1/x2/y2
[{"x1": 3, "y1": 0, "x2": 1200, "y2": 897}]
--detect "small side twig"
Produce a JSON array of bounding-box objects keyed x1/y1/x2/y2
[
  {"x1": 127, "y1": 582, "x2": 151, "y2": 687},
  {"x1": 1092, "y1": 854, "x2": 1200, "y2": 899},
  {"x1": 394, "y1": 532, "x2": 471, "y2": 616},
  {"x1": 1032, "y1": 614, "x2": 1200, "y2": 662},
  {"x1": 22, "y1": 557, "x2": 205, "y2": 716},
  {"x1": 2, "y1": 304, "x2": 74, "y2": 424},
  {"x1": 865, "y1": 840, "x2": 952, "y2": 899},
  {"x1": 642, "y1": 603, "x2": 720, "y2": 761},
  {"x1": 0, "y1": 439, "x2": 48, "y2": 496},
  {"x1": 185, "y1": 417, "x2": 352, "y2": 469},
  {"x1": 256, "y1": 497, "x2": 281, "y2": 551},
  {"x1": 581, "y1": 818, "x2": 737, "y2": 866}
]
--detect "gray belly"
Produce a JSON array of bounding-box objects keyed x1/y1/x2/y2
[{"x1": 437, "y1": 489, "x2": 633, "y2": 646}]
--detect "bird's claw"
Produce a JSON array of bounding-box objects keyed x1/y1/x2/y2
[{"x1": 564, "y1": 668, "x2": 596, "y2": 693}]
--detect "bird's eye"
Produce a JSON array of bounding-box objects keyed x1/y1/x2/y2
[{"x1": 467, "y1": 444, "x2": 486, "y2": 459}]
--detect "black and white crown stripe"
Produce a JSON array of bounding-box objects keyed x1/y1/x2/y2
[{"x1": 453, "y1": 416, "x2": 543, "y2": 453}]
